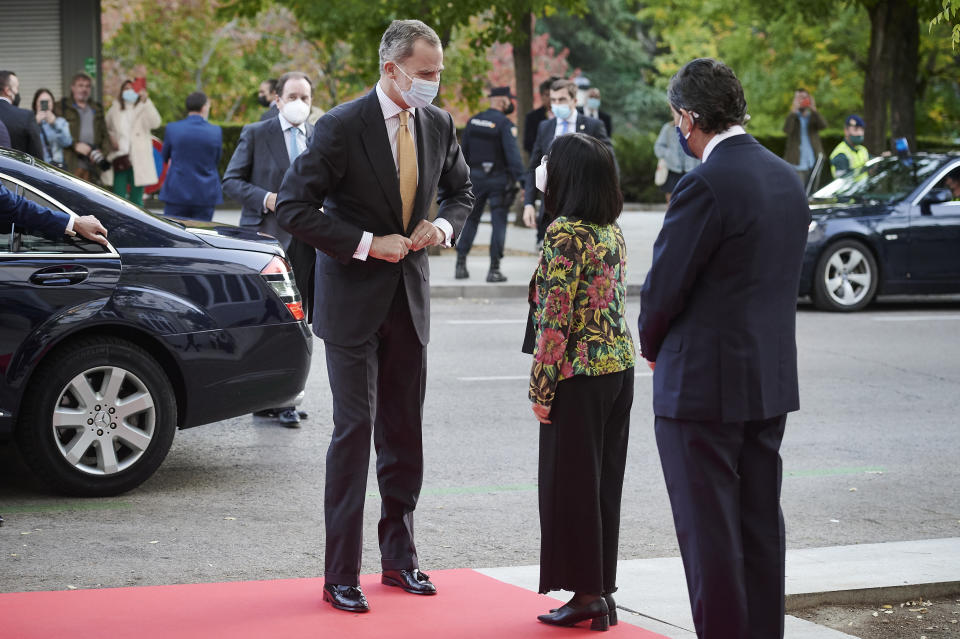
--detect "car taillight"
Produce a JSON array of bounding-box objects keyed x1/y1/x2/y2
[{"x1": 260, "y1": 256, "x2": 305, "y2": 321}]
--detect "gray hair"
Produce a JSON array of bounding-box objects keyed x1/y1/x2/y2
[{"x1": 378, "y1": 20, "x2": 441, "y2": 71}]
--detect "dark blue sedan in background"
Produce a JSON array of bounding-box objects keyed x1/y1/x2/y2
[
  {"x1": 0, "y1": 149, "x2": 311, "y2": 496},
  {"x1": 801, "y1": 153, "x2": 960, "y2": 311}
]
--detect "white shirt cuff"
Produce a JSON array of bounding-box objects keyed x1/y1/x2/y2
[
  {"x1": 353, "y1": 231, "x2": 373, "y2": 261},
  {"x1": 262, "y1": 192, "x2": 271, "y2": 214},
  {"x1": 433, "y1": 218, "x2": 453, "y2": 247},
  {"x1": 64, "y1": 213, "x2": 78, "y2": 236}
]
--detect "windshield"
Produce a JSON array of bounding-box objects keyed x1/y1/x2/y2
[{"x1": 811, "y1": 155, "x2": 944, "y2": 204}]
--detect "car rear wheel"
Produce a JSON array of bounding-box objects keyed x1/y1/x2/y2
[
  {"x1": 16, "y1": 337, "x2": 177, "y2": 496},
  {"x1": 812, "y1": 239, "x2": 878, "y2": 312}
]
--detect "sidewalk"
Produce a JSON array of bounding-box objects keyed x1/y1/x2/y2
[
  {"x1": 478, "y1": 537, "x2": 960, "y2": 638},
  {"x1": 201, "y1": 205, "x2": 667, "y2": 299}
]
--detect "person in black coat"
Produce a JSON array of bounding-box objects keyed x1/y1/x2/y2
[
  {"x1": 522, "y1": 76, "x2": 559, "y2": 155},
  {"x1": 637, "y1": 58, "x2": 810, "y2": 639},
  {"x1": 276, "y1": 20, "x2": 473, "y2": 614},
  {"x1": 0, "y1": 71, "x2": 44, "y2": 159},
  {"x1": 0, "y1": 118, "x2": 10, "y2": 148}
]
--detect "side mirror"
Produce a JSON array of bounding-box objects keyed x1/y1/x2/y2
[{"x1": 922, "y1": 188, "x2": 952, "y2": 205}]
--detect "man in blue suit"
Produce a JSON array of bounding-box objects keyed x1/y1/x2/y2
[
  {"x1": 637, "y1": 59, "x2": 810, "y2": 639},
  {"x1": 1, "y1": 182, "x2": 109, "y2": 244},
  {"x1": 159, "y1": 92, "x2": 223, "y2": 221}
]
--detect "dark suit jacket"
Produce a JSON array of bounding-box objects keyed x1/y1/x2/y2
[
  {"x1": 159, "y1": 114, "x2": 224, "y2": 206},
  {"x1": 524, "y1": 114, "x2": 614, "y2": 206},
  {"x1": 0, "y1": 100, "x2": 43, "y2": 159},
  {"x1": 522, "y1": 106, "x2": 549, "y2": 154},
  {"x1": 222, "y1": 116, "x2": 314, "y2": 244},
  {"x1": 637, "y1": 134, "x2": 810, "y2": 423},
  {"x1": 1, "y1": 182, "x2": 69, "y2": 238},
  {"x1": 276, "y1": 88, "x2": 473, "y2": 347},
  {"x1": 578, "y1": 106, "x2": 613, "y2": 137},
  {"x1": 259, "y1": 103, "x2": 279, "y2": 122},
  {"x1": 0, "y1": 118, "x2": 10, "y2": 147}
]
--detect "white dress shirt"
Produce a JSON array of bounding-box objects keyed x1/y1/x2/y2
[
  {"x1": 552, "y1": 109, "x2": 579, "y2": 139},
  {"x1": 701, "y1": 125, "x2": 746, "y2": 163},
  {"x1": 353, "y1": 83, "x2": 452, "y2": 261},
  {"x1": 262, "y1": 113, "x2": 308, "y2": 213}
]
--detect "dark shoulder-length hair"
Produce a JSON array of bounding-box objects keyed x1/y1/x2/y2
[
  {"x1": 543, "y1": 133, "x2": 623, "y2": 226},
  {"x1": 117, "y1": 79, "x2": 137, "y2": 110},
  {"x1": 31, "y1": 87, "x2": 55, "y2": 113}
]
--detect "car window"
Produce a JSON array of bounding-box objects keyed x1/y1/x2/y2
[
  {"x1": 0, "y1": 176, "x2": 16, "y2": 253},
  {"x1": 812, "y1": 156, "x2": 944, "y2": 204},
  {"x1": 16, "y1": 185, "x2": 108, "y2": 254}
]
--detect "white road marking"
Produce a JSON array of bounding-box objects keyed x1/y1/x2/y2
[{"x1": 870, "y1": 315, "x2": 960, "y2": 322}]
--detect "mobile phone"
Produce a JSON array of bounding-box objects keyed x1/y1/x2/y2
[
  {"x1": 132, "y1": 77, "x2": 147, "y2": 93},
  {"x1": 39, "y1": 99, "x2": 49, "y2": 111},
  {"x1": 799, "y1": 97, "x2": 811, "y2": 109}
]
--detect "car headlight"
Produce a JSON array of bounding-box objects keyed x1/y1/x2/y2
[{"x1": 808, "y1": 220, "x2": 818, "y2": 233}]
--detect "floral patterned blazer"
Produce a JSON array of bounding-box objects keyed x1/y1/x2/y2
[{"x1": 529, "y1": 216, "x2": 636, "y2": 407}]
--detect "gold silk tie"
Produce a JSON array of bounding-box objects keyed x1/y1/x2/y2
[{"x1": 397, "y1": 110, "x2": 417, "y2": 231}]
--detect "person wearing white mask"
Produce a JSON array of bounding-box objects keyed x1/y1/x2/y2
[
  {"x1": 222, "y1": 70, "x2": 317, "y2": 428},
  {"x1": 523, "y1": 79, "x2": 615, "y2": 249},
  {"x1": 579, "y1": 87, "x2": 613, "y2": 136},
  {"x1": 103, "y1": 79, "x2": 161, "y2": 205}
]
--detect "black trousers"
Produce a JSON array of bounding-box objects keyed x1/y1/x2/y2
[
  {"x1": 655, "y1": 414, "x2": 788, "y2": 639},
  {"x1": 538, "y1": 368, "x2": 634, "y2": 595},
  {"x1": 457, "y1": 171, "x2": 509, "y2": 263},
  {"x1": 322, "y1": 284, "x2": 426, "y2": 586}
]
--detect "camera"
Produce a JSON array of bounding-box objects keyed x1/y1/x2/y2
[
  {"x1": 798, "y1": 97, "x2": 811, "y2": 109},
  {"x1": 39, "y1": 99, "x2": 50, "y2": 111},
  {"x1": 88, "y1": 149, "x2": 112, "y2": 172}
]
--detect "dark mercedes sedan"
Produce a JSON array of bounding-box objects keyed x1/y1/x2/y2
[
  {"x1": 801, "y1": 153, "x2": 960, "y2": 311},
  {"x1": 0, "y1": 149, "x2": 311, "y2": 496}
]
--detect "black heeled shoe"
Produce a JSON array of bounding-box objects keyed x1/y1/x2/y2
[
  {"x1": 538, "y1": 597, "x2": 609, "y2": 631},
  {"x1": 550, "y1": 594, "x2": 617, "y2": 626}
]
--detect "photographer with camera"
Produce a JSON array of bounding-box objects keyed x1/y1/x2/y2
[
  {"x1": 57, "y1": 72, "x2": 113, "y2": 183},
  {"x1": 31, "y1": 89, "x2": 72, "y2": 169},
  {"x1": 782, "y1": 88, "x2": 826, "y2": 189}
]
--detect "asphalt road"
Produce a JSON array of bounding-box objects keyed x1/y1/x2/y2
[{"x1": 2, "y1": 297, "x2": 959, "y2": 592}]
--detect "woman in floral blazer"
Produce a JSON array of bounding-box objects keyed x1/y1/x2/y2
[{"x1": 528, "y1": 133, "x2": 635, "y2": 632}]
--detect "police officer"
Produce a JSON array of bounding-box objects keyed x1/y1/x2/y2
[
  {"x1": 829, "y1": 114, "x2": 870, "y2": 178},
  {"x1": 456, "y1": 86, "x2": 525, "y2": 282}
]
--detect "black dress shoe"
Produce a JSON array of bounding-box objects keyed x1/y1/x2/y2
[
  {"x1": 297, "y1": 410, "x2": 309, "y2": 419},
  {"x1": 538, "y1": 598, "x2": 609, "y2": 631},
  {"x1": 551, "y1": 594, "x2": 617, "y2": 626},
  {"x1": 381, "y1": 568, "x2": 437, "y2": 595},
  {"x1": 322, "y1": 584, "x2": 369, "y2": 613},
  {"x1": 486, "y1": 269, "x2": 507, "y2": 283},
  {"x1": 253, "y1": 408, "x2": 278, "y2": 418},
  {"x1": 277, "y1": 408, "x2": 301, "y2": 428}
]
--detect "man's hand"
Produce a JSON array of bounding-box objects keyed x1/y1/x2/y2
[
  {"x1": 73, "y1": 215, "x2": 109, "y2": 246},
  {"x1": 370, "y1": 234, "x2": 413, "y2": 263},
  {"x1": 532, "y1": 402, "x2": 552, "y2": 424},
  {"x1": 409, "y1": 219, "x2": 445, "y2": 252},
  {"x1": 265, "y1": 192, "x2": 278, "y2": 212},
  {"x1": 523, "y1": 204, "x2": 537, "y2": 228},
  {"x1": 74, "y1": 142, "x2": 92, "y2": 156}
]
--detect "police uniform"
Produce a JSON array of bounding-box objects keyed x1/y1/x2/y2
[
  {"x1": 457, "y1": 87, "x2": 525, "y2": 282},
  {"x1": 830, "y1": 114, "x2": 870, "y2": 178}
]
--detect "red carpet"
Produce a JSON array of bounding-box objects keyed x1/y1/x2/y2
[{"x1": 0, "y1": 568, "x2": 666, "y2": 638}]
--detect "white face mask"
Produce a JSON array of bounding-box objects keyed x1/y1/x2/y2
[
  {"x1": 281, "y1": 99, "x2": 310, "y2": 126},
  {"x1": 393, "y1": 64, "x2": 439, "y2": 108},
  {"x1": 535, "y1": 157, "x2": 548, "y2": 193}
]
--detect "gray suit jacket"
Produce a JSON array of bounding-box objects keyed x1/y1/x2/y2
[
  {"x1": 276, "y1": 88, "x2": 473, "y2": 347},
  {"x1": 222, "y1": 116, "x2": 314, "y2": 248}
]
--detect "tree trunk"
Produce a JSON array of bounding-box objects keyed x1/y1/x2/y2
[
  {"x1": 512, "y1": 10, "x2": 534, "y2": 165},
  {"x1": 863, "y1": 1, "x2": 893, "y2": 154},
  {"x1": 889, "y1": 2, "x2": 919, "y2": 153}
]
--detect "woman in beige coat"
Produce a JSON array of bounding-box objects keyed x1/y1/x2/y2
[{"x1": 104, "y1": 80, "x2": 162, "y2": 206}]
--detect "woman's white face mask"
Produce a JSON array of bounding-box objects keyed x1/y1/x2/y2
[{"x1": 535, "y1": 156, "x2": 548, "y2": 193}]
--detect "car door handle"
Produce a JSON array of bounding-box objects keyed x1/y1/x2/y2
[{"x1": 29, "y1": 266, "x2": 89, "y2": 286}]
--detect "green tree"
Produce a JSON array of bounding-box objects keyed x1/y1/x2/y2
[{"x1": 930, "y1": 0, "x2": 960, "y2": 49}]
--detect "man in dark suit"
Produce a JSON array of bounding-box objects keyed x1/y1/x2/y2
[
  {"x1": 579, "y1": 87, "x2": 613, "y2": 136},
  {"x1": 223, "y1": 71, "x2": 316, "y2": 427},
  {"x1": 0, "y1": 71, "x2": 44, "y2": 159},
  {"x1": 522, "y1": 79, "x2": 614, "y2": 243},
  {"x1": 0, "y1": 119, "x2": 10, "y2": 148},
  {"x1": 637, "y1": 58, "x2": 810, "y2": 639},
  {"x1": 159, "y1": 92, "x2": 223, "y2": 221},
  {"x1": 522, "y1": 76, "x2": 558, "y2": 155},
  {"x1": 258, "y1": 78, "x2": 279, "y2": 122},
  {"x1": 277, "y1": 19, "x2": 473, "y2": 614}
]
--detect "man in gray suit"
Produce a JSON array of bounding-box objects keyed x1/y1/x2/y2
[
  {"x1": 222, "y1": 71, "x2": 316, "y2": 427},
  {"x1": 277, "y1": 19, "x2": 473, "y2": 614}
]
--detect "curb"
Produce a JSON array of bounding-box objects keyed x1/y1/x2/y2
[{"x1": 786, "y1": 580, "x2": 960, "y2": 611}]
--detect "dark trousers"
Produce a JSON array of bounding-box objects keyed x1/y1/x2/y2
[
  {"x1": 322, "y1": 284, "x2": 426, "y2": 586},
  {"x1": 538, "y1": 368, "x2": 634, "y2": 595},
  {"x1": 655, "y1": 414, "x2": 788, "y2": 639},
  {"x1": 163, "y1": 203, "x2": 215, "y2": 221},
  {"x1": 457, "y1": 171, "x2": 508, "y2": 263}
]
